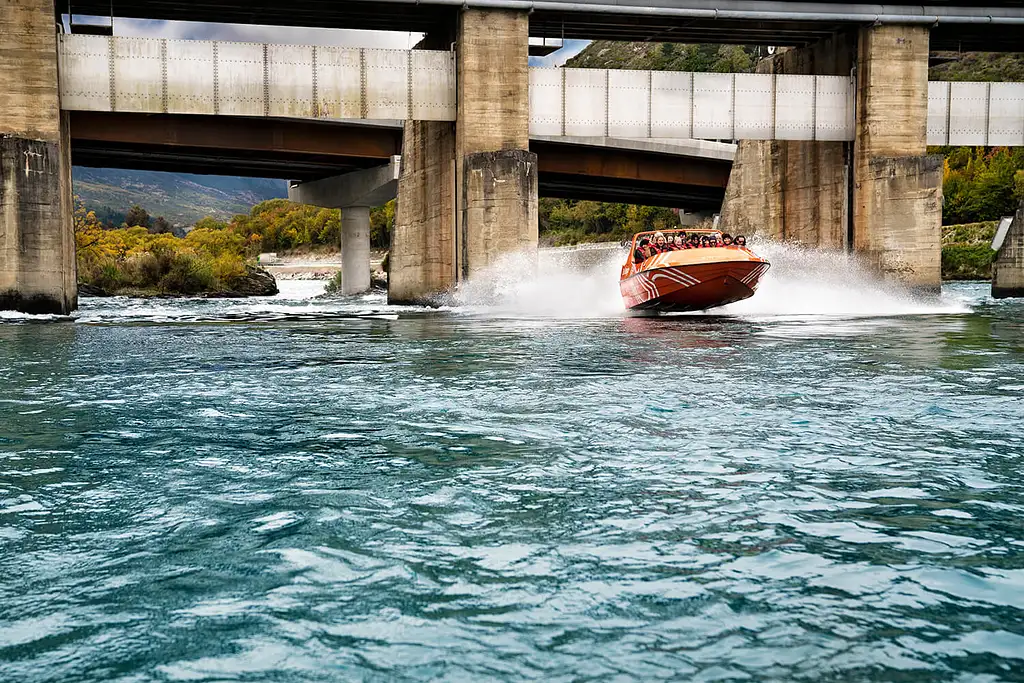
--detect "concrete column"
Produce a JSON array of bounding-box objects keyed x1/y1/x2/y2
[
  {"x1": 389, "y1": 119, "x2": 456, "y2": 304},
  {"x1": 992, "y1": 201, "x2": 1024, "y2": 299},
  {"x1": 389, "y1": 10, "x2": 537, "y2": 304},
  {"x1": 1, "y1": 0, "x2": 77, "y2": 314},
  {"x1": 455, "y1": 8, "x2": 538, "y2": 281},
  {"x1": 339, "y1": 206, "x2": 371, "y2": 295},
  {"x1": 389, "y1": 29, "x2": 457, "y2": 306},
  {"x1": 852, "y1": 24, "x2": 942, "y2": 290},
  {"x1": 720, "y1": 33, "x2": 854, "y2": 248}
]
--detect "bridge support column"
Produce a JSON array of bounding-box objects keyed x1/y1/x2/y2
[
  {"x1": 1, "y1": 0, "x2": 77, "y2": 315},
  {"x1": 992, "y1": 201, "x2": 1024, "y2": 299},
  {"x1": 389, "y1": 119, "x2": 456, "y2": 304},
  {"x1": 390, "y1": 9, "x2": 536, "y2": 304},
  {"x1": 455, "y1": 9, "x2": 538, "y2": 282},
  {"x1": 340, "y1": 206, "x2": 372, "y2": 295},
  {"x1": 852, "y1": 24, "x2": 942, "y2": 290}
]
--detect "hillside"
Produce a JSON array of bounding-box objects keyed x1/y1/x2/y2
[
  {"x1": 930, "y1": 52, "x2": 1024, "y2": 81},
  {"x1": 566, "y1": 42, "x2": 758, "y2": 72},
  {"x1": 567, "y1": 40, "x2": 1024, "y2": 82},
  {"x1": 73, "y1": 168, "x2": 287, "y2": 227}
]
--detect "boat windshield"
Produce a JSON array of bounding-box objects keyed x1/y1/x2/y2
[{"x1": 630, "y1": 229, "x2": 735, "y2": 263}]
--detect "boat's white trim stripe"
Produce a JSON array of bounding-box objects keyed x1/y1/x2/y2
[
  {"x1": 651, "y1": 270, "x2": 699, "y2": 287},
  {"x1": 741, "y1": 263, "x2": 769, "y2": 285}
]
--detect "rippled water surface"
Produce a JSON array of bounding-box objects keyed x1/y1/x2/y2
[{"x1": 2, "y1": 272, "x2": 1023, "y2": 681}]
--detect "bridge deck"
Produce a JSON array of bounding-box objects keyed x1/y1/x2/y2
[{"x1": 58, "y1": 35, "x2": 1024, "y2": 146}]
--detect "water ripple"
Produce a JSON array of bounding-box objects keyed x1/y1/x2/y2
[{"x1": 0, "y1": 282, "x2": 1022, "y2": 681}]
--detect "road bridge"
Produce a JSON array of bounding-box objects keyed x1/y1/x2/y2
[
  {"x1": 5, "y1": 0, "x2": 1024, "y2": 312},
  {"x1": 66, "y1": 111, "x2": 733, "y2": 207}
]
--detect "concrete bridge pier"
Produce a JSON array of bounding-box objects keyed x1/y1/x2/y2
[
  {"x1": 339, "y1": 206, "x2": 371, "y2": 295},
  {"x1": 852, "y1": 24, "x2": 942, "y2": 290},
  {"x1": 288, "y1": 156, "x2": 399, "y2": 295},
  {"x1": 390, "y1": 8, "x2": 537, "y2": 304},
  {"x1": 992, "y1": 202, "x2": 1024, "y2": 299},
  {"x1": 722, "y1": 24, "x2": 941, "y2": 290},
  {"x1": 1, "y1": 0, "x2": 77, "y2": 315}
]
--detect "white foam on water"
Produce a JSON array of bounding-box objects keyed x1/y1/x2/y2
[
  {"x1": 452, "y1": 247, "x2": 627, "y2": 318},
  {"x1": 719, "y1": 242, "x2": 970, "y2": 318},
  {"x1": 451, "y1": 241, "x2": 972, "y2": 320}
]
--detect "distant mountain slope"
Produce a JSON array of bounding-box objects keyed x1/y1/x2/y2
[
  {"x1": 73, "y1": 168, "x2": 288, "y2": 227},
  {"x1": 565, "y1": 41, "x2": 757, "y2": 72}
]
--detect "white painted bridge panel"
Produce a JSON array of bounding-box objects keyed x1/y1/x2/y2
[
  {"x1": 928, "y1": 80, "x2": 1024, "y2": 146},
  {"x1": 59, "y1": 34, "x2": 456, "y2": 121},
  {"x1": 58, "y1": 35, "x2": 1024, "y2": 145}
]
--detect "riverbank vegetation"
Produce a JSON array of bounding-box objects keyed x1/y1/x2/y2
[
  {"x1": 75, "y1": 202, "x2": 273, "y2": 296},
  {"x1": 539, "y1": 200, "x2": 681, "y2": 246},
  {"x1": 941, "y1": 222, "x2": 998, "y2": 280},
  {"x1": 75, "y1": 198, "x2": 398, "y2": 295}
]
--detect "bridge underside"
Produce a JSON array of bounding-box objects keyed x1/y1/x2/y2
[
  {"x1": 59, "y1": 0, "x2": 1023, "y2": 50},
  {"x1": 67, "y1": 112, "x2": 728, "y2": 209}
]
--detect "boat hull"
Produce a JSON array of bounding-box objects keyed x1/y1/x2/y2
[{"x1": 620, "y1": 257, "x2": 770, "y2": 312}]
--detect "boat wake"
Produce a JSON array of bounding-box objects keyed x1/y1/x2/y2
[
  {"x1": 718, "y1": 242, "x2": 970, "y2": 318},
  {"x1": 452, "y1": 247, "x2": 627, "y2": 318},
  {"x1": 453, "y1": 241, "x2": 971, "y2": 319}
]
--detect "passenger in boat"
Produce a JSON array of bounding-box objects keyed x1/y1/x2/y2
[
  {"x1": 673, "y1": 234, "x2": 685, "y2": 249},
  {"x1": 735, "y1": 235, "x2": 747, "y2": 247},
  {"x1": 651, "y1": 232, "x2": 669, "y2": 253},
  {"x1": 689, "y1": 233, "x2": 702, "y2": 248},
  {"x1": 722, "y1": 234, "x2": 733, "y2": 246},
  {"x1": 634, "y1": 237, "x2": 650, "y2": 263}
]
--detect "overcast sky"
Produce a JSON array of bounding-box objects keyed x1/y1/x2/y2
[{"x1": 66, "y1": 16, "x2": 589, "y2": 66}]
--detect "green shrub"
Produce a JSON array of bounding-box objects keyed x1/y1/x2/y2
[
  {"x1": 323, "y1": 270, "x2": 344, "y2": 296},
  {"x1": 942, "y1": 243, "x2": 995, "y2": 280},
  {"x1": 158, "y1": 253, "x2": 216, "y2": 294}
]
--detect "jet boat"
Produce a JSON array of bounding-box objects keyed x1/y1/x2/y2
[{"x1": 620, "y1": 228, "x2": 770, "y2": 312}]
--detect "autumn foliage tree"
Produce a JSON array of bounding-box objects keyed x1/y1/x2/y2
[{"x1": 941, "y1": 147, "x2": 1024, "y2": 225}]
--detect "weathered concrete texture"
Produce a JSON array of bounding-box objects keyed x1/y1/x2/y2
[
  {"x1": 461, "y1": 150, "x2": 539, "y2": 279},
  {"x1": 719, "y1": 33, "x2": 853, "y2": 248},
  {"x1": 0, "y1": 135, "x2": 77, "y2": 314},
  {"x1": 455, "y1": 9, "x2": 530, "y2": 155},
  {"x1": 992, "y1": 201, "x2": 1024, "y2": 299},
  {"x1": 1, "y1": 0, "x2": 77, "y2": 314},
  {"x1": 853, "y1": 24, "x2": 941, "y2": 289},
  {"x1": 455, "y1": 9, "x2": 536, "y2": 280},
  {"x1": 389, "y1": 9, "x2": 534, "y2": 303},
  {"x1": 340, "y1": 206, "x2": 372, "y2": 295},
  {"x1": 1, "y1": 0, "x2": 61, "y2": 143},
  {"x1": 388, "y1": 119, "x2": 456, "y2": 305},
  {"x1": 854, "y1": 155, "x2": 942, "y2": 283}
]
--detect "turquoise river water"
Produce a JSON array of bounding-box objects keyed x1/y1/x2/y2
[{"x1": 1, "y1": 247, "x2": 1023, "y2": 681}]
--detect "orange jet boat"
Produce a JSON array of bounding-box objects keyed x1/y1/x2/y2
[{"x1": 620, "y1": 228, "x2": 770, "y2": 312}]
